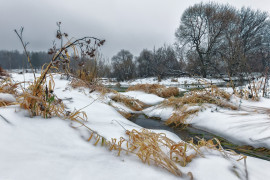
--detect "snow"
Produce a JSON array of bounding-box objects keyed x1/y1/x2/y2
[
  {"x1": 1, "y1": 73, "x2": 270, "y2": 180},
  {"x1": 190, "y1": 95, "x2": 270, "y2": 149},
  {"x1": 121, "y1": 91, "x2": 164, "y2": 105},
  {"x1": 191, "y1": 108, "x2": 270, "y2": 149},
  {"x1": 0, "y1": 93, "x2": 16, "y2": 102},
  {"x1": 143, "y1": 105, "x2": 173, "y2": 120},
  {"x1": 143, "y1": 95, "x2": 270, "y2": 149},
  {"x1": 102, "y1": 77, "x2": 225, "y2": 87}
]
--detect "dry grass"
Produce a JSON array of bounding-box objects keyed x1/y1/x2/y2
[
  {"x1": 69, "y1": 78, "x2": 90, "y2": 89},
  {"x1": 18, "y1": 73, "x2": 88, "y2": 123},
  {"x1": 70, "y1": 78, "x2": 115, "y2": 95},
  {"x1": 0, "y1": 78, "x2": 19, "y2": 96},
  {"x1": 162, "y1": 87, "x2": 237, "y2": 127},
  {"x1": 0, "y1": 78, "x2": 20, "y2": 107},
  {"x1": 0, "y1": 66, "x2": 9, "y2": 78},
  {"x1": 234, "y1": 78, "x2": 266, "y2": 101},
  {"x1": 126, "y1": 84, "x2": 179, "y2": 98},
  {"x1": 111, "y1": 94, "x2": 145, "y2": 111},
  {"x1": 83, "y1": 126, "x2": 246, "y2": 178},
  {"x1": 171, "y1": 78, "x2": 178, "y2": 82},
  {"x1": 19, "y1": 74, "x2": 66, "y2": 118},
  {"x1": 116, "y1": 109, "x2": 132, "y2": 119},
  {"x1": 166, "y1": 108, "x2": 200, "y2": 127},
  {"x1": 76, "y1": 68, "x2": 98, "y2": 83}
]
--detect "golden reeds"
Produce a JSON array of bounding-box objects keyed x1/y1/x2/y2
[
  {"x1": 111, "y1": 94, "x2": 145, "y2": 111},
  {"x1": 0, "y1": 78, "x2": 19, "y2": 96},
  {"x1": 70, "y1": 78, "x2": 115, "y2": 95},
  {"x1": 19, "y1": 74, "x2": 65, "y2": 118},
  {"x1": 0, "y1": 77, "x2": 20, "y2": 107},
  {"x1": 162, "y1": 87, "x2": 237, "y2": 127},
  {"x1": 84, "y1": 125, "x2": 246, "y2": 178},
  {"x1": 127, "y1": 84, "x2": 179, "y2": 98}
]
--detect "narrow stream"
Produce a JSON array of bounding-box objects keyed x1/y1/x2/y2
[
  {"x1": 128, "y1": 114, "x2": 270, "y2": 161},
  {"x1": 108, "y1": 82, "x2": 270, "y2": 161}
]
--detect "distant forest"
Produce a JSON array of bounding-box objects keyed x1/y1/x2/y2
[{"x1": 0, "y1": 50, "x2": 51, "y2": 69}]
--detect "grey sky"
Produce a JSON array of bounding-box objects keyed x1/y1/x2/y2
[{"x1": 1, "y1": 0, "x2": 270, "y2": 59}]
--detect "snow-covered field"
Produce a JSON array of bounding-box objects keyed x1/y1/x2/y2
[
  {"x1": 1, "y1": 73, "x2": 270, "y2": 180},
  {"x1": 102, "y1": 76, "x2": 225, "y2": 87}
]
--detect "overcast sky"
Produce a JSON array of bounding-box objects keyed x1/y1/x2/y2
[{"x1": 1, "y1": 0, "x2": 270, "y2": 59}]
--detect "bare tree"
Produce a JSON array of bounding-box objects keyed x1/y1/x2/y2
[
  {"x1": 112, "y1": 49, "x2": 135, "y2": 81},
  {"x1": 175, "y1": 2, "x2": 236, "y2": 77},
  {"x1": 136, "y1": 49, "x2": 154, "y2": 77}
]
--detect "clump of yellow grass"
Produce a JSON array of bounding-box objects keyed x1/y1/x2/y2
[
  {"x1": 111, "y1": 94, "x2": 145, "y2": 111},
  {"x1": 0, "y1": 78, "x2": 20, "y2": 107},
  {"x1": 70, "y1": 78, "x2": 116, "y2": 95},
  {"x1": 162, "y1": 86, "x2": 237, "y2": 127},
  {"x1": 83, "y1": 126, "x2": 246, "y2": 178},
  {"x1": 126, "y1": 84, "x2": 179, "y2": 98}
]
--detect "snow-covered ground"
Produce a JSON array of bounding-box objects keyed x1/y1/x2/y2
[
  {"x1": 1, "y1": 73, "x2": 270, "y2": 180},
  {"x1": 102, "y1": 76, "x2": 225, "y2": 87},
  {"x1": 121, "y1": 91, "x2": 164, "y2": 105},
  {"x1": 143, "y1": 95, "x2": 270, "y2": 149}
]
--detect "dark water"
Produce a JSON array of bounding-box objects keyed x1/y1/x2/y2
[
  {"x1": 107, "y1": 86, "x2": 128, "y2": 92},
  {"x1": 129, "y1": 114, "x2": 270, "y2": 161}
]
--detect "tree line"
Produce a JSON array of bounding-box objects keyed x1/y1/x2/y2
[
  {"x1": 1, "y1": 2, "x2": 270, "y2": 81},
  {"x1": 0, "y1": 50, "x2": 52, "y2": 69},
  {"x1": 111, "y1": 2, "x2": 270, "y2": 80}
]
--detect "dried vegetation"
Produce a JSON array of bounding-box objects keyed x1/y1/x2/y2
[
  {"x1": 0, "y1": 66, "x2": 9, "y2": 78},
  {"x1": 13, "y1": 22, "x2": 104, "y2": 121},
  {"x1": 110, "y1": 94, "x2": 145, "y2": 111},
  {"x1": 234, "y1": 77, "x2": 269, "y2": 101},
  {"x1": 70, "y1": 77, "x2": 114, "y2": 95},
  {"x1": 19, "y1": 74, "x2": 66, "y2": 118},
  {"x1": 127, "y1": 84, "x2": 179, "y2": 98},
  {"x1": 162, "y1": 86, "x2": 237, "y2": 127},
  {"x1": 84, "y1": 127, "x2": 246, "y2": 178},
  {"x1": 0, "y1": 74, "x2": 19, "y2": 107}
]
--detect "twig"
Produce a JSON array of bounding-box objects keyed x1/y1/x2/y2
[
  {"x1": 111, "y1": 119, "x2": 127, "y2": 131},
  {"x1": 14, "y1": 27, "x2": 36, "y2": 80},
  {"x1": 244, "y1": 158, "x2": 249, "y2": 180},
  {"x1": 0, "y1": 114, "x2": 12, "y2": 125}
]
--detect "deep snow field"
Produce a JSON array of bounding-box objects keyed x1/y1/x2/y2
[{"x1": 1, "y1": 72, "x2": 270, "y2": 180}]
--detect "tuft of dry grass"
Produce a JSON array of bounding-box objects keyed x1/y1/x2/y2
[
  {"x1": 111, "y1": 94, "x2": 145, "y2": 111},
  {"x1": 0, "y1": 78, "x2": 20, "y2": 107},
  {"x1": 166, "y1": 108, "x2": 200, "y2": 127},
  {"x1": 70, "y1": 78, "x2": 116, "y2": 95},
  {"x1": 162, "y1": 87, "x2": 237, "y2": 127},
  {"x1": 0, "y1": 78, "x2": 19, "y2": 96},
  {"x1": 18, "y1": 73, "x2": 88, "y2": 123},
  {"x1": 234, "y1": 78, "x2": 266, "y2": 101},
  {"x1": 126, "y1": 84, "x2": 179, "y2": 98},
  {"x1": 75, "y1": 66, "x2": 98, "y2": 84},
  {"x1": 19, "y1": 74, "x2": 66, "y2": 118},
  {"x1": 84, "y1": 126, "x2": 246, "y2": 178},
  {"x1": 0, "y1": 66, "x2": 9, "y2": 78},
  {"x1": 69, "y1": 78, "x2": 90, "y2": 89},
  {"x1": 116, "y1": 109, "x2": 132, "y2": 119}
]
